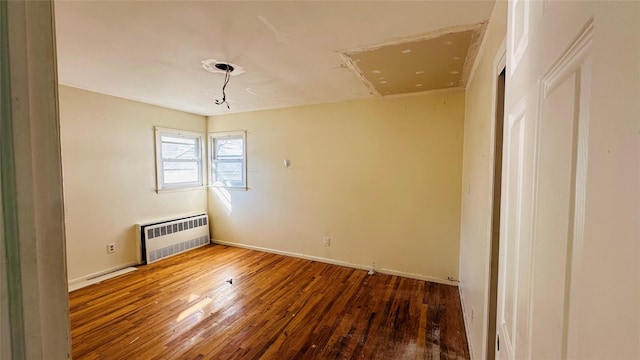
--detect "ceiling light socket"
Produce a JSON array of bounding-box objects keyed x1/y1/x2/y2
[
  {"x1": 214, "y1": 63, "x2": 234, "y2": 72},
  {"x1": 202, "y1": 59, "x2": 245, "y2": 76}
]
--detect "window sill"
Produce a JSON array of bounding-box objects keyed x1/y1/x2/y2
[
  {"x1": 156, "y1": 186, "x2": 207, "y2": 194},
  {"x1": 208, "y1": 185, "x2": 248, "y2": 191}
]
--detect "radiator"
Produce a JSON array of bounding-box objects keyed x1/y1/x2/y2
[{"x1": 138, "y1": 213, "x2": 210, "y2": 264}]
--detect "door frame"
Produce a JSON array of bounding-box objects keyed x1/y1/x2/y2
[
  {"x1": 481, "y1": 37, "x2": 506, "y2": 360},
  {"x1": 1, "y1": 0, "x2": 71, "y2": 358}
]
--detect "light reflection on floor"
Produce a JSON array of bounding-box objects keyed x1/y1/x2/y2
[
  {"x1": 176, "y1": 298, "x2": 212, "y2": 322},
  {"x1": 176, "y1": 269, "x2": 240, "y2": 327}
]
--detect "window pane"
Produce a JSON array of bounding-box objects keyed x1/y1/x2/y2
[
  {"x1": 215, "y1": 138, "x2": 243, "y2": 159},
  {"x1": 162, "y1": 136, "x2": 198, "y2": 160},
  {"x1": 163, "y1": 161, "x2": 199, "y2": 184},
  {"x1": 214, "y1": 161, "x2": 243, "y2": 183}
]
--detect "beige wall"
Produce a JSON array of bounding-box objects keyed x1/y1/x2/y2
[
  {"x1": 59, "y1": 86, "x2": 207, "y2": 282},
  {"x1": 208, "y1": 90, "x2": 465, "y2": 283},
  {"x1": 59, "y1": 85, "x2": 464, "y2": 285},
  {"x1": 457, "y1": 1, "x2": 507, "y2": 359}
]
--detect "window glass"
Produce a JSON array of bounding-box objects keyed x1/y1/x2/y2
[
  {"x1": 161, "y1": 136, "x2": 198, "y2": 159},
  {"x1": 162, "y1": 161, "x2": 199, "y2": 184},
  {"x1": 155, "y1": 128, "x2": 204, "y2": 191},
  {"x1": 215, "y1": 138, "x2": 243, "y2": 159},
  {"x1": 214, "y1": 162, "x2": 243, "y2": 183},
  {"x1": 210, "y1": 132, "x2": 246, "y2": 189}
]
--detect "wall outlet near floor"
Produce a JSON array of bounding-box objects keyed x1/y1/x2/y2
[
  {"x1": 322, "y1": 236, "x2": 330, "y2": 247},
  {"x1": 107, "y1": 243, "x2": 116, "y2": 254}
]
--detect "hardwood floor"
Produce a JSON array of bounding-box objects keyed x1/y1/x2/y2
[{"x1": 69, "y1": 245, "x2": 470, "y2": 359}]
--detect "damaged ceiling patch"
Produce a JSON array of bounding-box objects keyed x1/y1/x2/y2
[{"x1": 341, "y1": 23, "x2": 486, "y2": 96}]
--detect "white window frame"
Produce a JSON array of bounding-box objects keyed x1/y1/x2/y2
[
  {"x1": 154, "y1": 127, "x2": 205, "y2": 192},
  {"x1": 209, "y1": 130, "x2": 247, "y2": 190}
]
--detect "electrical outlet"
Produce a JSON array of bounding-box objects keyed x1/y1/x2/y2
[
  {"x1": 107, "y1": 243, "x2": 116, "y2": 254},
  {"x1": 323, "y1": 236, "x2": 330, "y2": 247}
]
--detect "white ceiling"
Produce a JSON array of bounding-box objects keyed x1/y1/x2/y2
[{"x1": 54, "y1": 1, "x2": 495, "y2": 116}]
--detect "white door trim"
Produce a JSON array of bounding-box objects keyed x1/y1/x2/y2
[
  {"x1": 2, "y1": 0, "x2": 71, "y2": 358},
  {"x1": 480, "y1": 35, "x2": 506, "y2": 360}
]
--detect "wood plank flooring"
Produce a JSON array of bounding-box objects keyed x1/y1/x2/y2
[{"x1": 69, "y1": 245, "x2": 470, "y2": 359}]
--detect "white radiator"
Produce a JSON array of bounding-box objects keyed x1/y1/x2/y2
[{"x1": 138, "y1": 213, "x2": 210, "y2": 264}]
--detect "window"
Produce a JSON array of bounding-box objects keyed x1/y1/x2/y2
[
  {"x1": 210, "y1": 131, "x2": 246, "y2": 189},
  {"x1": 155, "y1": 127, "x2": 204, "y2": 191}
]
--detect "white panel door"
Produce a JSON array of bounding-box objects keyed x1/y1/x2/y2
[{"x1": 496, "y1": 1, "x2": 640, "y2": 359}]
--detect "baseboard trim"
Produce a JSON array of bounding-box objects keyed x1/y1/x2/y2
[
  {"x1": 68, "y1": 261, "x2": 139, "y2": 288},
  {"x1": 378, "y1": 268, "x2": 457, "y2": 286},
  {"x1": 459, "y1": 285, "x2": 475, "y2": 360},
  {"x1": 212, "y1": 239, "x2": 457, "y2": 286}
]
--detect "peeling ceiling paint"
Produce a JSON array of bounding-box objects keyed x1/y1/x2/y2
[{"x1": 342, "y1": 23, "x2": 487, "y2": 96}]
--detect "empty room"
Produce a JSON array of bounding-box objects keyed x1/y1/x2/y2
[{"x1": 2, "y1": 1, "x2": 639, "y2": 359}]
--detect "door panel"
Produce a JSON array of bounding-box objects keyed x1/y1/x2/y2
[
  {"x1": 531, "y1": 26, "x2": 592, "y2": 359},
  {"x1": 497, "y1": 1, "x2": 639, "y2": 359}
]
